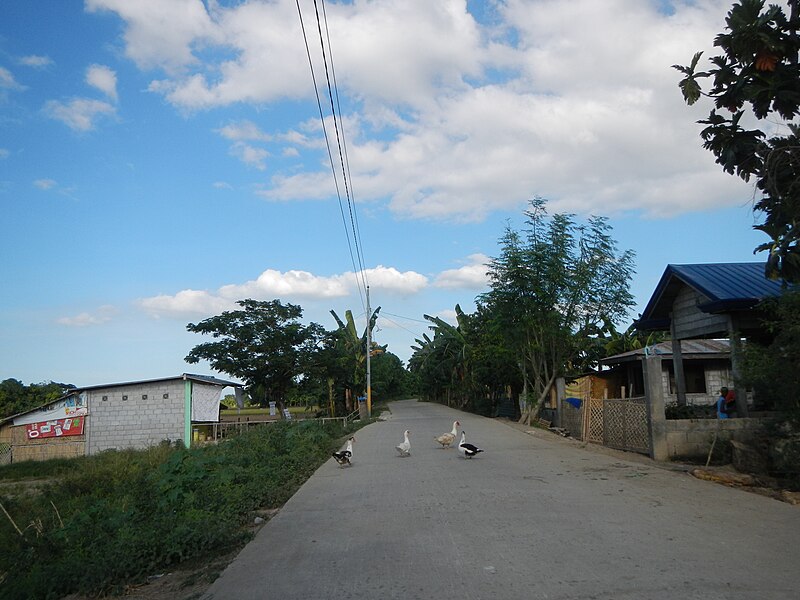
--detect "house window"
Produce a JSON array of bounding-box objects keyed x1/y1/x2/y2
[
  {"x1": 102, "y1": 395, "x2": 108, "y2": 401},
  {"x1": 163, "y1": 393, "x2": 169, "y2": 399},
  {"x1": 122, "y1": 395, "x2": 128, "y2": 401},
  {"x1": 142, "y1": 394, "x2": 148, "y2": 400},
  {"x1": 667, "y1": 364, "x2": 707, "y2": 394}
]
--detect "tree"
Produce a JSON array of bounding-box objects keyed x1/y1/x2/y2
[
  {"x1": 479, "y1": 198, "x2": 636, "y2": 424},
  {"x1": 185, "y1": 299, "x2": 325, "y2": 412},
  {"x1": 0, "y1": 379, "x2": 75, "y2": 420},
  {"x1": 674, "y1": 0, "x2": 800, "y2": 281},
  {"x1": 329, "y1": 307, "x2": 382, "y2": 410},
  {"x1": 735, "y1": 290, "x2": 800, "y2": 425}
]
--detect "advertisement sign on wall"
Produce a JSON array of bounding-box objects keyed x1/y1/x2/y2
[{"x1": 26, "y1": 416, "x2": 85, "y2": 440}]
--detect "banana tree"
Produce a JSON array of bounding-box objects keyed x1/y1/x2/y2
[{"x1": 330, "y1": 307, "x2": 382, "y2": 411}]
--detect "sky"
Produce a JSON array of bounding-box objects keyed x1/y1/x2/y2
[{"x1": 0, "y1": 0, "x2": 776, "y2": 387}]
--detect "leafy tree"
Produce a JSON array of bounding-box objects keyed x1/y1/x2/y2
[
  {"x1": 479, "y1": 198, "x2": 635, "y2": 424},
  {"x1": 329, "y1": 307, "x2": 382, "y2": 410},
  {"x1": 674, "y1": 0, "x2": 800, "y2": 281},
  {"x1": 735, "y1": 290, "x2": 800, "y2": 425},
  {"x1": 411, "y1": 306, "x2": 477, "y2": 410},
  {"x1": 0, "y1": 379, "x2": 75, "y2": 420},
  {"x1": 185, "y1": 299, "x2": 325, "y2": 412},
  {"x1": 368, "y1": 351, "x2": 416, "y2": 401}
]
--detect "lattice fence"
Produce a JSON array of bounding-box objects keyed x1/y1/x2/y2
[
  {"x1": 0, "y1": 443, "x2": 11, "y2": 465},
  {"x1": 560, "y1": 402, "x2": 584, "y2": 440},
  {"x1": 603, "y1": 397, "x2": 650, "y2": 454},
  {"x1": 585, "y1": 397, "x2": 604, "y2": 444}
]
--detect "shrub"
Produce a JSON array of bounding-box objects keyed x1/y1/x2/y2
[{"x1": 0, "y1": 420, "x2": 358, "y2": 599}]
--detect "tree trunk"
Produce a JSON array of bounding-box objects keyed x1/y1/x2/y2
[{"x1": 519, "y1": 373, "x2": 556, "y2": 426}]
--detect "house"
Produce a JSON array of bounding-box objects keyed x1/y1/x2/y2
[
  {"x1": 0, "y1": 374, "x2": 242, "y2": 464},
  {"x1": 599, "y1": 339, "x2": 738, "y2": 408},
  {"x1": 635, "y1": 262, "x2": 783, "y2": 416}
]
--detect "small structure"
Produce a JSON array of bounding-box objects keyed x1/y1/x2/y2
[
  {"x1": 599, "y1": 339, "x2": 738, "y2": 408},
  {"x1": 635, "y1": 262, "x2": 783, "y2": 417},
  {"x1": 0, "y1": 374, "x2": 242, "y2": 464}
]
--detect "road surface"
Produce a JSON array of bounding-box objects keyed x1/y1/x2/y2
[{"x1": 202, "y1": 399, "x2": 800, "y2": 600}]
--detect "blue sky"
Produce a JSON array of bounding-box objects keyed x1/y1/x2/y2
[{"x1": 1, "y1": 0, "x2": 772, "y2": 386}]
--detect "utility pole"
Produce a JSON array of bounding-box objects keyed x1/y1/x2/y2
[{"x1": 366, "y1": 285, "x2": 372, "y2": 418}]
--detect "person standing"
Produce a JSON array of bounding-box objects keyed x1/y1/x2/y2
[{"x1": 716, "y1": 387, "x2": 730, "y2": 419}]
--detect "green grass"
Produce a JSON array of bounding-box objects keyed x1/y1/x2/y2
[
  {"x1": 0, "y1": 420, "x2": 360, "y2": 600},
  {"x1": 219, "y1": 405, "x2": 320, "y2": 416}
]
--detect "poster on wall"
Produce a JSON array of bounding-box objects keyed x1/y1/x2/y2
[
  {"x1": 26, "y1": 416, "x2": 85, "y2": 440},
  {"x1": 13, "y1": 393, "x2": 88, "y2": 427}
]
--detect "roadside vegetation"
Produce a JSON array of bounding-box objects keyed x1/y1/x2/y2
[{"x1": 0, "y1": 419, "x2": 364, "y2": 600}]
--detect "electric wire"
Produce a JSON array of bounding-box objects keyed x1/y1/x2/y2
[
  {"x1": 295, "y1": 0, "x2": 367, "y2": 313},
  {"x1": 312, "y1": 0, "x2": 369, "y2": 300},
  {"x1": 319, "y1": 0, "x2": 367, "y2": 290}
]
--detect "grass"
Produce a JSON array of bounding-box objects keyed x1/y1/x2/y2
[{"x1": 0, "y1": 419, "x2": 362, "y2": 600}]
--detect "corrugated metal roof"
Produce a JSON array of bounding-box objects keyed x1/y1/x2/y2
[
  {"x1": 669, "y1": 263, "x2": 783, "y2": 303},
  {"x1": 637, "y1": 262, "x2": 784, "y2": 330},
  {"x1": 601, "y1": 339, "x2": 731, "y2": 365},
  {"x1": 73, "y1": 373, "x2": 242, "y2": 392},
  {"x1": 1, "y1": 374, "x2": 242, "y2": 424}
]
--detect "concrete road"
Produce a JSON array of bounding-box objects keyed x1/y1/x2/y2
[{"x1": 202, "y1": 400, "x2": 800, "y2": 600}]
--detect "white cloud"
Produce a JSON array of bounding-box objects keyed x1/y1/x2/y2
[
  {"x1": 137, "y1": 290, "x2": 235, "y2": 319},
  {"x1": 137, "y1": 265, "x2": 430, "y2": 319},
  {"x1": 91, "y1": 0, "x2": 757, "y2": 221},
  {"x1": 86, "y1": 64, "x2": 118, "y2": 100},
  {"x1": 34, "y1": 179, "x2": 57, "y2": 190},
  {"x1": 44, "y1": 98, "x2": 116, "y2": 131},
  {"x1": 57, "y1": 305, "x2": 117, "y2": 327},
  {"x1": 213, "y1": 181, "x2": 233, "y2": 189},
  {"x1": 0, "y1": 66, "x2": 23, "y2": 90},
  {"x1": 0, "y1": 149, "x2": 9, "y2": 159},
  {"x1": 85, "y1": 0, "x2": 222, "y2": 74},
  {"x1": 434, "y1": 254, "x2": 490, "y2": 289},
  {"x1": 229, "y1": 142, "x2": 268, "y2": 170},
  {"x1": 20, "y1": 55, "x2": 53, "y2": 69},
  {"x1": 217, "y1": 120, "x2": 271, "y2": 142}
]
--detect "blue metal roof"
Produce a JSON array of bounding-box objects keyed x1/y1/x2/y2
[{"x1": 637, "y1": 262, "x2": 785, "y2": 329}]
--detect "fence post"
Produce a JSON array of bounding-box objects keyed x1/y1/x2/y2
[{"x1": 643, "y1": 354, "x2": 668, "y2": 461}]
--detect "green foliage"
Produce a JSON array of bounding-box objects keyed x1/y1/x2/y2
[
  {"x1": 735, "y1": 289, "x2": 800, "y2": 425},
  {"x1": 674, "y1": 0, "x2": 800, "y2": 282},
  {"x1": 0, "y1": 421, "x2": 358, "y2": 599},
  {"x1": 479, "y1": 198, "x2": 636, "y2": 421},
  {"x1": 410, "y1": 198, "x2": 634, "y2": 420},
  {"x1": 0, "y1": 379, "x2": 75, "y2": 421},
  {"x1": 186, "y1": 299, "x2": 326, "y2": 407}
]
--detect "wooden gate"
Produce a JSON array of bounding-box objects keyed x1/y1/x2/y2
[{"x1": 602, "y1": 397, "x2": 650, "y2": 454}]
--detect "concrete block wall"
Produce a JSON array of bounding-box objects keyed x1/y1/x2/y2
[
  {"x1": 87, "y1": 380, "x2": 185, "y2": 454},
  {"x1": 664, "y1": 418, "x2": 764, "y2": 461}
]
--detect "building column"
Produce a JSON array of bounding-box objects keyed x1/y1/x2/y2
[
  {"x1": 184, "y1": 378, "x2": 192, "y2": 449},
  {"x1": 670, "y1": 317, "x2": 687, "y2": 406},
  {"x1": 727, "y1": 316, "x2": 749, "y2": 417},
  {"x1": 643, "y1": 354, "x2": 668, "y2": 461}
]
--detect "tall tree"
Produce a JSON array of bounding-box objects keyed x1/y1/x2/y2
[
  {"x1": 329, "y1": 307, "x2": 382, "y2": 410},
  {"x1": 185, "y1": 299, "x2": 325, "y2": 412},
  {"x1": 0, "y1": 379, "x2": 75, "y2": 420},
  {"x1": 674, "y1": 0, "x2": 800, "y2": 281},
  {"x1": 479, "y1": 198, "x2": 635, "y2": 424}
]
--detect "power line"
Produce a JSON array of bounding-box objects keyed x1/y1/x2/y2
[
  {"x1": 316, "y1": 0, "x2": 368, "y2": 293},
  {"x1": 295, "y1": 0, "x2": 367, "y2": 313}
]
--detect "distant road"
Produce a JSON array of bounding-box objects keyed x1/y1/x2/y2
[{"x1": 202, "y1": 399, "x2": 800, "y2": 600}]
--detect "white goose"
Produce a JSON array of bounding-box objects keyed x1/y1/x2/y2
[
  {"x1": 333, "y1": 436, "x2": 355, "y2": 467},
  {"x1": 434, "y1": 420, "x2": 460, "y2": 449},
  {"x1": 396, "y1": 429, "x2": 411, "y2": 457},
  {"x1": 458, "y1": 430, "x2": 484, "y2": 459}
]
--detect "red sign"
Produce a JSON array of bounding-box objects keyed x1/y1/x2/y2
[{"x1": 26, "y1": 416, "x2": 85, "y2": 440}]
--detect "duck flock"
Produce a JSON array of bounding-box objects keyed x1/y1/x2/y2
[{"x1": 332, "y1": 419, "x2": 484, "y2": 467}]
